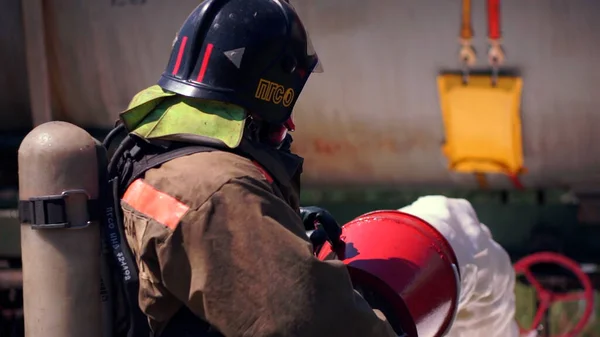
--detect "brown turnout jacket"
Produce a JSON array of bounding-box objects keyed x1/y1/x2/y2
[{"x1": 121, "y1": 149, "x2": 397, "y2": 337}]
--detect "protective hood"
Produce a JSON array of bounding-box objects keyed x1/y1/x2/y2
[{"x1": 119, "y1": 85, "x2": 247, "y2": 148}]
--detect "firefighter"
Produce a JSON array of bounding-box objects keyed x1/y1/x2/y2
[{"x1": 115, "y1": 0, "x2": 398, "y2": 336}]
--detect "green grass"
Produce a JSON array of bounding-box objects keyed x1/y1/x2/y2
[{"x1": 515, "y1": 282, "x2": 600, "y2": 336}]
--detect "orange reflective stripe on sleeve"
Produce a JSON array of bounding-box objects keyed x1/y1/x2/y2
[{"x1": 122, "y1": 179, "x2": 190, "y2": 230}]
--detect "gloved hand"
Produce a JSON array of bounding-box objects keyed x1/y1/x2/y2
[{"x1": 300, "y1": 206, "x2": 342, "y2": 251}]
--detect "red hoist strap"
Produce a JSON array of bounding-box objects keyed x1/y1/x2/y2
[{"x1": 487, "y1": 0, "x2": 501, "y2": 40}]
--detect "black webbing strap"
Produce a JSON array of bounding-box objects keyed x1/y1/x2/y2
[
  {"x1": 18, "y1": 190, "x2": 101, "y2": 229},
  {"x1": 122, "y1": 144, "x2": 226, "y2": 189}
]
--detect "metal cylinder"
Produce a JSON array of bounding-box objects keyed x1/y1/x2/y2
[
  {"x1": 18, "y1": 121, "x2": 102, "y2": 337},
  {"x1": 318, "y1": 210, "x2": 460, "y2": 337}
]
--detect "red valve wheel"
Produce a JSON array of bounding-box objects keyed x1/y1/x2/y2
[{"x1": 514, "y1": 252, "x2": 594, "y2": 337}]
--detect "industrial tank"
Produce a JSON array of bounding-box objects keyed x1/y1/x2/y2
[{"x1": 2, "y1": 0, "x2": 600, "y2": 188}]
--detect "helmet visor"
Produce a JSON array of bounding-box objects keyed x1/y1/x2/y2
[
  {"x1": 306, "y1": 31, "x2": 324, "y2": 73},
  {"x1": 287, "y1": 0, "x2": 323, "y2": 73}
]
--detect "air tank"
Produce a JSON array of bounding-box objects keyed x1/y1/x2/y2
[
  {"x1": 18, "y1": 121, "x2": 102, "y2": 337},
  {"x1": 3, "y1": 0, "x2": 600, "y2": 188}
]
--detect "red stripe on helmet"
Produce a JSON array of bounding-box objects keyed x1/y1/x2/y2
[
  {"x1": 172, "y1": 36, "x2": 188, "y2": 75},
  {"x1": 196, "y1": 43, "x2": 214, "y2": 83}
]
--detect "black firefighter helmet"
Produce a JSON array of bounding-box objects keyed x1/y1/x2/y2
[{"x1": 157, "y1": 0, "x2": 322, "y2": 125}]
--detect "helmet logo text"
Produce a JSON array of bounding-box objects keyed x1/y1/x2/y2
[{"x1": 255, "y1": 79, "x2": 295, "y2": 107}]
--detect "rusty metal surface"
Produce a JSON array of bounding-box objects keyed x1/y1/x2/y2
[
  {"x1": 2, "y1": 0, "x2": 600, "y2": 187},
  {"x1": 291, "y1": 0, "x2": 600, "y2": 188}
]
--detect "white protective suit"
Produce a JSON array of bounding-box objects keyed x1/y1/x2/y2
[{"x1": 399, "y1": 196, "x2": 522, "y2": 337}]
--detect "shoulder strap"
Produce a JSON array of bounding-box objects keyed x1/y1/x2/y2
[
  {"x1": 123, "y1": 144, "x2": 221, "y2": 190},
  {"x1": 121, "y1": 139, "x2": 278, "y2": 193}
]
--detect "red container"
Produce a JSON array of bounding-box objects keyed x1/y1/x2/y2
[{"x1": 317, "y1": 210, "x2": 460, "y2": 337}]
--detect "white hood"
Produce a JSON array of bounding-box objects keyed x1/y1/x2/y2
[{"x1": 399, "y1": 196, "x2": 521, "y2": 337}]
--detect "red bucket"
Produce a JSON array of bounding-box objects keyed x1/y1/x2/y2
[{"x1": 317, "y1": 210, "x2": 460, "y2": 337}]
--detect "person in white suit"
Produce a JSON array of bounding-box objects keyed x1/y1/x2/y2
[{"x1": 399, "y1": 196, "x2": 527, "y2": 337}]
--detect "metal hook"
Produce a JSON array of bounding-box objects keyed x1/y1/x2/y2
[
  {"x1": 459, "y1": 43, "x2": 476, "y2": 85},
  {"x1": 491, "y1": 61, "x2": 499, "y2": 87},
  {"x1": 462, "y1": 60, "x2": 470, "y2": 85},
  {"x1": 488, "y1": 41, "x2": 504, "y2": 87}
]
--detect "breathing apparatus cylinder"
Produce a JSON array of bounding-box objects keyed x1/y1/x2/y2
[{"x1": 18, "y1": 121, "x2": 103, "y2": 337}]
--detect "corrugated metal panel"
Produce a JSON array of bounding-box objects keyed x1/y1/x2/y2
[{"x1": 3, "y1": 0, "x2": 600, "y2": 187}]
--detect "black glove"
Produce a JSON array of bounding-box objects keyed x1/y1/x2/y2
[{"x1": 300, "y1": 206, "x2": 342, "y2": 250}]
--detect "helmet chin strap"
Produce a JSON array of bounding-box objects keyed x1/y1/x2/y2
[
  {"x1": 268, "y1": 126, "x2": 288, "y2": 149},
  {"x1": 278, "y1": 133, "x2": 294, "y2": 153},
  {"x1": 243, "y1": 118, "x2": 285, "y2": 149},
  {"x1": 246, "y1": 115, "x2": 295, "y2": 149}
]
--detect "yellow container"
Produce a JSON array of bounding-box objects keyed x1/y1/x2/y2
[{"x1": 437, "y1": 74, "x2": 525, "y2": 176}]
